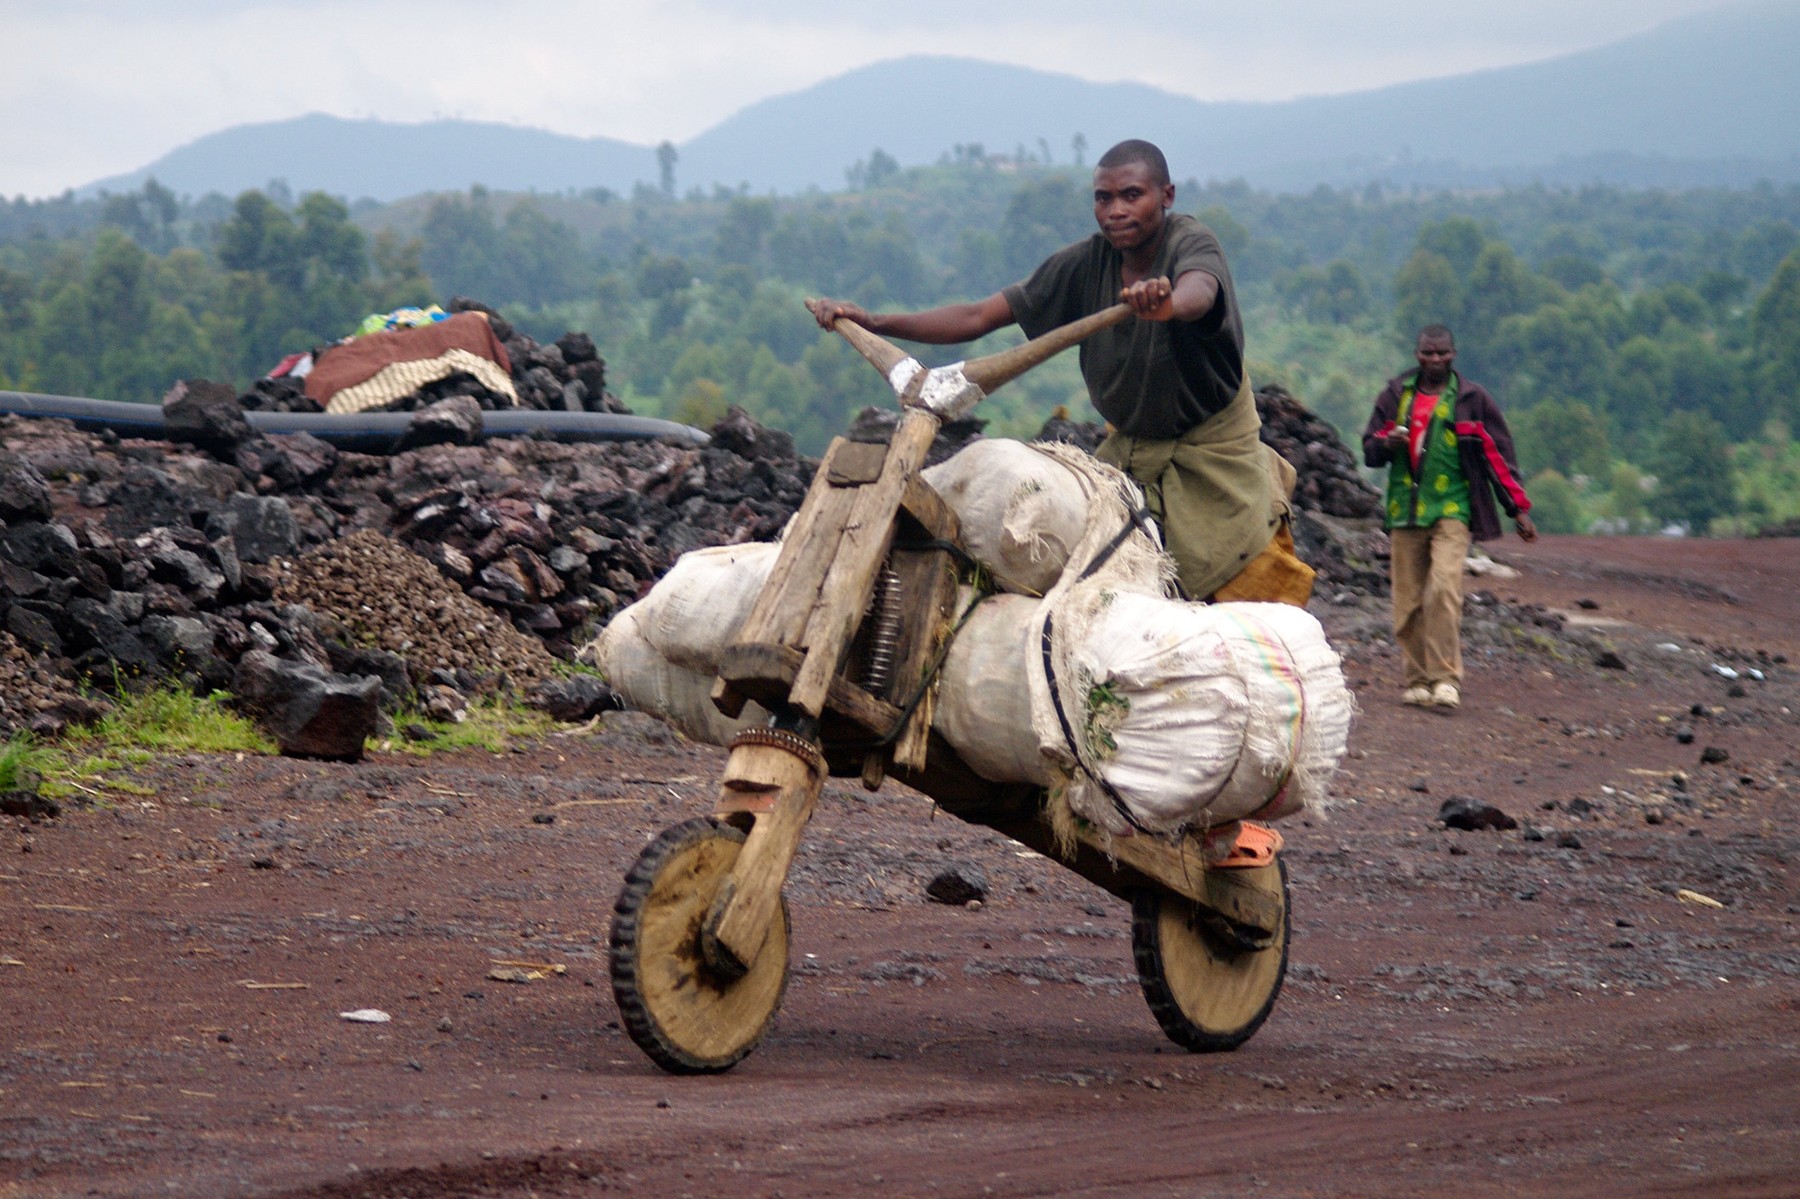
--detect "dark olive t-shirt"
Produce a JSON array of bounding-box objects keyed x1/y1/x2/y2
[{"x1": 1001, "y1": 213, "x2": 1245, "y2": 440}]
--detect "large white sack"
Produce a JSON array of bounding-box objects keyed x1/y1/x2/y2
[
  {"x1": 932, "y1": 591, "x2": 1351, "y2": 831},
  {"x1": 922, "y1": 440, "x2": 1092, "y2": 595},
  {"x1": 638, "y1": 541, "x2": 781, "y2": 674},
  {"x1": 581, "y1": 602, "x2": 769, "y2": 745},
  {"x1": 931, "y1": 592, "x2": 1051, "y2": 785},
  {"x1": 1059, "y1": 596, "x2": 1352, "y2": 833}
]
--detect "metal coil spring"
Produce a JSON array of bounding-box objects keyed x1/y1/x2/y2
[{"x1": 861, "y1": 567, "x2": 904, "y2": 697}]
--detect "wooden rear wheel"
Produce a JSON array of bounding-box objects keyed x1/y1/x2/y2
[
  {"x1": 1131, "y1": 858, "x2": 1289, "y2": 1053},
  {"x1": 609, "y1": 817, "x2": 790, "y2": 1074}
]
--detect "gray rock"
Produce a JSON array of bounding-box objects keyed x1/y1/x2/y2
[
  {"x1": 234, "y1": 432, "x2": 338, "y2": 490},
  {"x1": 140, "y1": 614, "x2": 217, "y2": 660},
  {"x1": 232, "y1": 649, "x2": 382, "y2": 761},
  {"x1": 324, "y1": 643, "x2": 413, "y2": 711},
  {"x1": 163, "y1": 379, "x2": 253, "y2": 454},
  {"x1": 205, "y1": 495, "x2": 300, "y2": 564},
  {"x1": 925, "y1": 863, "x2": 990, "y2": 906},
  {"x1": 1, "y1": 521, "x2": 82, "y2": 577},
  {"x1": 63, "y1": 596, "x2": 159, "y2": 676},
  {"x1": 398, "y1": 396, "x2": 484, "y2": 450},
  {"x1": 1438, "y1": 796, "x2": 1519, "y2": 832},
  {"x1": 530, "y1": 674, "x2": 622, "y2": 721},
  {"x1": 556, "y1": 331, "x2": 598, "y2": 364},
  {"x1": 0, "y1": 451, "x2": 54, "y2": 522}
]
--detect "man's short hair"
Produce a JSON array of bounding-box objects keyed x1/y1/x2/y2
[
  {"x1": 1096, "y1": 139, "x2": 1171, "y2": 187},
  {"x1": 1416, "y1": 324, "x2": 1455, "y2": 347}
]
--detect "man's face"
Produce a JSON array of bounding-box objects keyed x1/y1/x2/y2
[
  {"x1": 1093, "y1": 162, "x2": 1174, "y2": 253},
  {"x1": 1415, "y1": 335, "x2": 1456, "y2": 383}
]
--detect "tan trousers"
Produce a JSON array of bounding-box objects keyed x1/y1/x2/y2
[{"x1": 1388, "y1": 520, "x2": 1471, "y2": 689}]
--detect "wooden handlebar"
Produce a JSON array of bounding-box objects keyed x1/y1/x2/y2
[
  {"x1": 805, "y1": 299, "x2": 916, "y2": 380},
  {"x1": 805, "y1": 298, "x2": 1136, "y2": 403},
  {"x1": 960, "y1": 302, "x2": 1133, "y2": 394}
]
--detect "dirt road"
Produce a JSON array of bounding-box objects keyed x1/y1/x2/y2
[{"x1": 4, "y1": 535, "x2": 1796, "y2": 1198}]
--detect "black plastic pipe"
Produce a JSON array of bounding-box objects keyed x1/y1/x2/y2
[{"x1": 0, "y1": 390, "x2": 710, "y2": 451}]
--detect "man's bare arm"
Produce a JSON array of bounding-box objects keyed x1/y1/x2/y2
[
  {"x1": 809, "y1": 292, "x2": 1015, "y2": 345},
  {"x1": 1119, "y1": 269, "x2": 1220, "y2": 322}
]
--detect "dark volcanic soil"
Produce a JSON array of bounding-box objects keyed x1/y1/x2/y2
[{"x1": 4, "y1": 535, "x2": 1797, "y2": 1199}]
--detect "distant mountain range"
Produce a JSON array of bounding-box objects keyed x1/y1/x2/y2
[{"x1": 85, "y1": 1, "x2": 1800, "y2": 203}]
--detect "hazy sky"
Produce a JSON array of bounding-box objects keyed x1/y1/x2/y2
[{"x1": 1, "y1": 0, "x2": 1755, "y2": 199}]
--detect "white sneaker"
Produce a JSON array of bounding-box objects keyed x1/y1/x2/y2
[
  {"x1": 1402, "y1": 685, "x2": 1432, "y2": 706},
  {"x1": 1431, "y1": 682, "x2": 1460, "y2": 709}
]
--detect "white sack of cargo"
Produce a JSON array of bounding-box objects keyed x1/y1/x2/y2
[
  {"x1": 932, "y1": 589, "x2": 1352, "y2": 833},
  {"x1": 957, "y1": 586, "x2": 1353, "y2": 831},
  {"x1": 581, "y1": 602, "x2": 770, "y2": 745},
  {"x1": 637, "y1": 541, "x2": 781, "y2": 674},
  {"x1": 1039, "y1": 594, "x2": 1353, "y2": 835},
  {"x1": 931, "y1": 592, "x2": 1053, "y2": 784},
  {"x1": 921, "y1": 440, "x2": 1102, "y2": 595}
]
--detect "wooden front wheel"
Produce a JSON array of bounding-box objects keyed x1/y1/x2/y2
[
  {"x1": 609, "y1": 818, "x2": 790, "y2": 1074},
  {"x1": 1131, "y1": 858, "x2": 1290, "y2": 1053}
]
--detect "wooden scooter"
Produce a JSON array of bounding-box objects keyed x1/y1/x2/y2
[{"x1": 607, "y1": 303, "x2": 1290, "y2": 1073}]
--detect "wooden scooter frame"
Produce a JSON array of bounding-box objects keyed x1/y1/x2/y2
[{"x1": 608, "y1": 305, "x2": 1288, "y2": 1073}]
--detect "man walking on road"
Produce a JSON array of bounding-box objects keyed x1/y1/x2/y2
[{"x1": 1363, "y1": 325, "x2": 1537, "y2": 710}]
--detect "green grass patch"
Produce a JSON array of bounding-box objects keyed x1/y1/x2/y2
[
  {"x1": 11, "y1": 683, "x2": 563, "y2": 800},
  {"x1": 19, "y1": 687, "x2": 275, "y2": 803},
  {"x1": 63, "y1": 688, "x2": 277, "y2": 756},
  {"x1": 1, "y1": 734, "x2": 54, "y2": 792},
  {"x1": 381, "y1": 696, "x2": 560, "y2": 756}
]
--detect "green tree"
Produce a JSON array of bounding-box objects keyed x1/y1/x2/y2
[
  {"x1": 1459, "y1": 243, "x2": 1545, "y2": 361},
  {"x1": 1196, "y1": 205, "x2": 1250, "y2": 260},
  {"x1": 295, "y1": 193, "x2": 366, "y2": 285},
  {"x1": 217, "y1": 191, "x2": 303, "y2": 289},
  {"x1": 1540, "y1": 254, "x2": 1605, "y2": 292},
  {"x1": 1523, "y1": 469, "x2": 1583, "y2": 534},
  {"x1": 1417, "y1": 216, "x2": 1487, "y2": 277},
  {"x1": 1648, "y1": 410, "x2": 1737, "y2": 532},
  {"x1": 368, "y1": 228, "x2": 434, "y2": 311},
  {"x1": 1512, "y1": 398, "x2": 1611, "y2": 481},
  {"x1": 500, "y1": 201, "x2": 588, "y2": 302},
  {"x1": 86, "y1": 230, "x2": 152, "y2": 344},
  {"x1": 1605, "y1": 334, "x2": 1674, "y2": 447},
  {"x1": 1279, "y1": 259, "x2": 1368, "y2": 325},
  {"x1": 1596, "y1": 461, "x2": 1655, "y2": 533},
  {"x1": 716, "y1": 197, "x2": 775, "y2": 266},
  {"x1": 1752, "y1": 248, "x2": 1800, "y2": 428},
  {"x1": 1392, "y1": 249, "x2": 1460, "y2": 344},
  {"x1": 998, "y1": 173, "x2": 1087, "y2": 280},
  {"x1": 419, "y1": 188, "x2": 505, "y2": 300}
]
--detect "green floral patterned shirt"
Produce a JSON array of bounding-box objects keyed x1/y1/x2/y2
[{"x1": 1384, "y1": 377, "x2": 1472, "y2": 530}]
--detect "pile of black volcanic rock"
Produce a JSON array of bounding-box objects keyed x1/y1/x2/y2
[
  {"x1": 0, "y1": 392, "x2": 817, "y2": 742},
  {"x1": 0, "y1": 332, "x2": 1385, "y2": 747},
  {"x1": 236, "y1": 296, "x2": 626, "y2": 415},
  {"x1": 1253, "y1": 385, "x2": 1390, "y2": 596},
  {"x1": 1253, "y1": 385, "x2": 1382, "y2": 521}
]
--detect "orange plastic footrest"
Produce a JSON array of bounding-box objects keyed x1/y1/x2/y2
[{"x1": 1206, "y1": 820, "x2": 1284, "y2": 869}]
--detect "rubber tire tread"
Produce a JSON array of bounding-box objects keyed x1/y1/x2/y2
[
  {"x1": 609, "y1": 816, "x2": 790, "y2": 1074},
  {"x1": 1130, "y1": 858, "x2": 1290, "y2": 1053}
]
